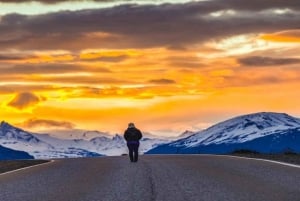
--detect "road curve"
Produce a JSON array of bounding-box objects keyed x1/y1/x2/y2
[{"x1": 0, "y1": 155, "x2": 299, "y2": 201}]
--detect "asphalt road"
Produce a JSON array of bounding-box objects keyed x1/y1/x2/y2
[{"x1": 0, "y1": 155, "x2": 300, "y2": 201}]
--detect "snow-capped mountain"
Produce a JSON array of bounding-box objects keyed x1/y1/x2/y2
[
  {"x1": 0, "y1": 121, "x2": 103, "y2": 159},
  {"x1": 0, "y1": 121, "x2": 54, "y2": 154},
  {"x1": 0, "y1": 121, "x2": 177, "y2": 159},
  {"x1": 147, "y1": 112, "x2": 300, "y2": 154}
]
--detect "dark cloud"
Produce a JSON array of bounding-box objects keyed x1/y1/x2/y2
[
  {"x1": 7, "y1": 92, "x2": 45, "y2": 109},
  {"x1": 166, "y1": 56, "x2": 207, "y2": 68},
  {"x1": 0, "y1": 1, "x2": 300, "y2": 50},
  {"x1": 169, "y1": 61, "x2": 205, "y2": 68},
  {"x1": 0, "y1": 53, "x2": 73, "y2": 62},
  {"x1": 0, "y1": 84, "x2": 56, "y2": 94},
  {"x1": 238, "y1": 56, "x2": 300, "y2": 66},
  {"x1": 0, "y1": 54, "x2": 32, "y2": 61},
  {"x1": 81, "y1": 55, "x2": 128, "y2": 62},
  {"x1": 208, "y1": 0, "x2": 300, "y2": 11},
  {"x1": 20, "y1": 118, "x2": 75, "y2": 129},
  {"x1": 29, "y1": 75, "x2": 133, "y2": 85},
  {"x1": 149, "y1": 79, "x2": 176, "y2": 84},
  {"x1": 0, "y1": 63, "x2": 111, "y2": 74}
]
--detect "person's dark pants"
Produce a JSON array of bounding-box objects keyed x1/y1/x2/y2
[{"x1": 127, "y1": 141, "x2": 139, "y2": 162}]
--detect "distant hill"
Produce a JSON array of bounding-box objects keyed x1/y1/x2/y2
[
  {"x1": 146, "y1": 112, "x2": 300, "y2": 154},
  {"x1": 0, "y1": 145, "x2": 34, "y2": 160}
]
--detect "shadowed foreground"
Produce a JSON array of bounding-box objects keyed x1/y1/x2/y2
[{"x1": 0, "y1": 155, "x2": 299, "y2": 201}]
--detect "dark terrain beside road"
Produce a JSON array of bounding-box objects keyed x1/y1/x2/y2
[
  {"x1": 231, "y1": 150, "x2": 300, "y2": 165},
  {"x1": 0, "y1": 160, "x2": 49, "y2": 174}
]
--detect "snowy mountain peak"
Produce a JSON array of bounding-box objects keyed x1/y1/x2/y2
[
  {"x1": 231, "y1": 112, "x2": 299, "y2": 124},
  {"x1": 172, "y1": 112, "x2": 300, "y2": 147},
  {"x1": 147, "y1": 112, "x2": 300, "y2": 154},
  {"x1": 0, "y1": 121, "x2": 15, "y2": 130},
  {"x1": 0, "y1": 121, "x2": 20, "y2": 133},
  {"x1": 210, "y1": 112, "x2": 300, "y2": 132},
  {"x1": 0, "y1": 121, "x2": 40, "y2": 143},
  {"x1": 178, "y1": 130, "x2": 195, "y2": 138}
]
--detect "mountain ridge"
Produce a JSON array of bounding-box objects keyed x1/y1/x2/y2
[
  {"x1": 2, "y1": 112, "x2": 299, "y2": 158},
  {"x1": 147, "y1": 112, "x2": 300, "y2": 154},
  {"x1": 0, "y1": 121, "x2": 174, "y2": 159}
]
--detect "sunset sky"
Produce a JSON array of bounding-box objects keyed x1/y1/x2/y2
[{"x1": 0, "y1": 0, "x2": 300, "y2": 136}]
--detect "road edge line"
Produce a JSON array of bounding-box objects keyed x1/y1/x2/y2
[{"x1": 0, "y1": 160, "x2": 55, "y2": 176}]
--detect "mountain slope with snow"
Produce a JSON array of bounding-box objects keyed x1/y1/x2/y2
[
  {"x1": 0, "y1": 121, "x2": 176, "y2": 159},
  {"x1": 147, "y1": 112, "x2": 300, "y2": 154},
  {"x1": 0, "y1": 121, "x2": 54, "y2": 156}
]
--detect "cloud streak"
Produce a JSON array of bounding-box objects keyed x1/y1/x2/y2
[
  {"x1": 0, "y1": 63, "x2": 111, "y2": 75},
  {"x1": 81, "y1": 55, "x2": 128, "y2": 62},
  {"x1": 149, "y1": 79, "x2": 176, "y2": 84},
  {"x1": 238, "y1": 56, "x2": 300, "y2": 66},
  {"x1": 20, "y1": 118, "x2": 75, "y2": 129}
]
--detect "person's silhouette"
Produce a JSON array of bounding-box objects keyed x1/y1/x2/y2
[{"x1": 124, "y1": 123, "x2": 142, "y2": 162}]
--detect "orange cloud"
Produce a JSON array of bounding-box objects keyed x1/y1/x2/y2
[
  {"x1": 7, "y1": 92, "x2": 46, "y2": 110},
  {"x1": 19, "y1": 118, "x2": 75, "y2": 129},
  {"x1": 261, "y1": 30, "x2": 300, "y2": 43},
  {"x1": 0, "y1": 53, "x2": 75, "y2": 63},
  {"x1": 149, "y1": 79, "x2": 176, "y2": 84},
  {"x1": 79, "y1": 49, "x2": 140, "y2": 61},
  {"x1": 26, "y1": 54, "x2": 75, "y2": 63}
]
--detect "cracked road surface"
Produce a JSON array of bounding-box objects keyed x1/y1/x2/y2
[{"x1": 0, "y1": 155, "x2": 300, "y2": 201}]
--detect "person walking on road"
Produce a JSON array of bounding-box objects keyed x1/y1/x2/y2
[{"x1": 124, "y1": 123, "x2": 143, "y2": 162}]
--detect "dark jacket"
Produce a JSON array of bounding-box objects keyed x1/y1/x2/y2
[{"x1": 124, "y1": 127, "x2": 142, "y2": 142}]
